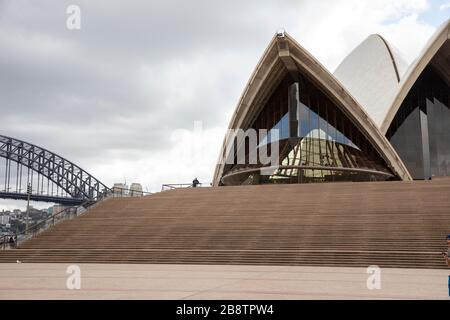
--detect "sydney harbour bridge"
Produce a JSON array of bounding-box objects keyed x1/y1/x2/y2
[{"x1": 0, "y1": 134, "x2": 110, "y2": 206}]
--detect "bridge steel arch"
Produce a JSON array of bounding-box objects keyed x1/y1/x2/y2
[{"x1": 0, "y1": 134, "x2": 110, "y2": 204}]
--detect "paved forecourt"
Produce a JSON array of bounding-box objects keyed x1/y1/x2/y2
[{"x1": 0, "y1": 263, "x2": 448, "y2": 299}]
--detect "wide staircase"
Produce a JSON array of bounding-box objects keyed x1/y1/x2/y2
[{"x1": 0, "y1": 179, "x2": 449, "y2": 268}]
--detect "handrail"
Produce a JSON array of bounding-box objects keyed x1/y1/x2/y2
[
  {"x1": 161, "y1": 183, "x2": 201, "y2": 191},
  {"x1": 1, "y1": 187, "x2": 142, "y2": 250},
  {"x1": 21, "y1": 189, "x2": 112, "y2": 238},
  {"x1": 12, "y1": 202, "x2": 87, "y2": 248},
  {"x1": 111, "y1": 187, "x2": 152, "y2": 197},
  {"x1": 1, "y1": 187, "x2": 154, "y2": 250},
  {"x1": 160, "y1": 182, "x2": 215, "y2": 191}
]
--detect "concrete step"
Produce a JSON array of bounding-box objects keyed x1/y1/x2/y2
[{"x1": 1, "y1": 179, "x2": 450, "y2": 268}]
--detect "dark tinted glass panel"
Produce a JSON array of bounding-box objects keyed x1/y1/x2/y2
[
  {"x1": 387, "y1": 66, "x2": 450, "y2": 179},
  {"x1": 389, "y1": 107, "x2": 424, "y2": 178}
]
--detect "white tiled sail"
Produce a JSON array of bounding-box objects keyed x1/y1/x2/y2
[{"x1": 334, "y1": 35, "x2": 408, "y2": 128}]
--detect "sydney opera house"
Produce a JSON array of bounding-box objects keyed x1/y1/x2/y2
[
  {"x1": 213, "y1": 19, "x2": 450, "y2": 186},
  {"x1": 1, "y1": 20, "x2": 450, "y2": 287}
]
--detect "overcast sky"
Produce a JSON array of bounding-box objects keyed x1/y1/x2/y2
[{"x1": 0, "y1": 0, "x2": 449, "y2": 209}]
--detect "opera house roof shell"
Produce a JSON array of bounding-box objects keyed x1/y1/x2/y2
[{"x1": 213, "y1": 19, "x2": 450, "y2": 186}]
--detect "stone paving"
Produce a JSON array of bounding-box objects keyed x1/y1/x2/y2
[{"x1": 0, "y1": 263, "x2": 448, "y2": 299}]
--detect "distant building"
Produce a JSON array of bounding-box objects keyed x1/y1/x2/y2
[
  {"x1": 49, "y1": 205, "x2": 66, "y2": 215},
  {"x1": 1, "y1": 210, "x2": 11, "y2": 217},
  {"x1": 0, "y1": 215, "x2": 10, "y2": 225},
  {"x1": 112, "y1": 183, "x2": 127, "y2": 196},
  {"x1": 129, "y1": 183, "x2": 143, "y2": 197}
]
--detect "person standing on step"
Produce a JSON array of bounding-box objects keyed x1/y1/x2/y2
[
  {"x1": 8, "y1": 235, "x2": 16, "y2": 249},
  {"x1": 192, "y1": 178, "x2": 200, "y2": 188},
  {"x1": 444, "y1": 234, "x2": 450, "y2": 297}
]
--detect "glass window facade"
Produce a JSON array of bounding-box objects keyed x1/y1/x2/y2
[
  {"x1": 386, "y1": 66, "x2": 450, "y2": 179},
  {"x1": 221, "y1": 73, "x2": 395, "y2": 185}
]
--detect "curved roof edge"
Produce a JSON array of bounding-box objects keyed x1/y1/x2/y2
[
  {"x1": 213, "y1": 32, "x2": 413, "y2": 185},
  {"x1": 382, "y1": 35, "x2": 409, "y2": 79},
  {"x1": 377, "y1": 34, "x2": 402, "y2": 82},
  {"x1": 380, "y1": 19, "x2": 450, "y2": 134}
]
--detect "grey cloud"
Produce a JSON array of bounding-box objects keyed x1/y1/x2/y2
[
  {"x1": 1, "y1": 1, "x2": 305, "y2": 157},
  {"x1": 0, "y1": 0, "x2": 352, "y2": 189}
]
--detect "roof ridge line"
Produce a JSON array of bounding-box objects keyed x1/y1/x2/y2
[{"x1": 376, "y1": 34, "x2": 401, "y2": 83}]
